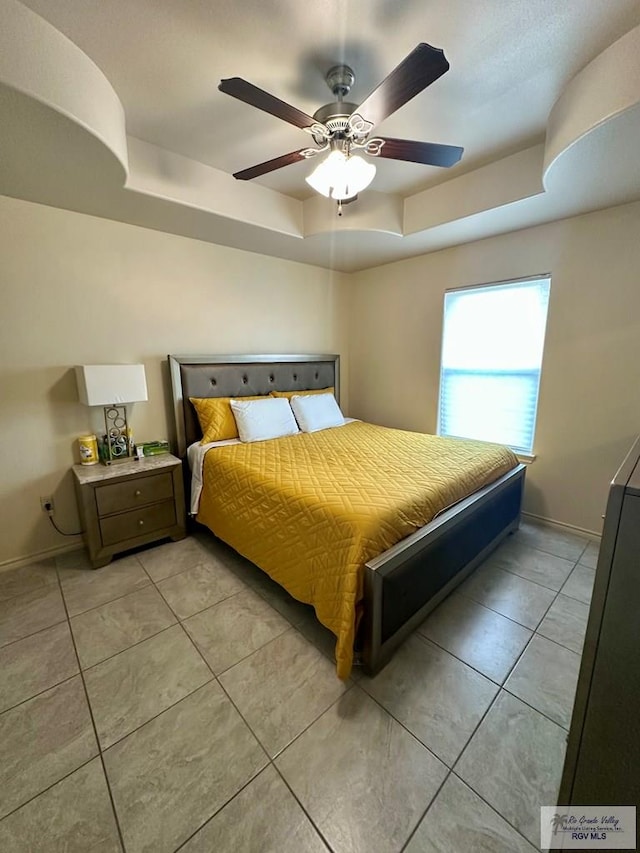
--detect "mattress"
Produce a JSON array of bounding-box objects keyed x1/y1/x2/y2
[{"x1": 196, "y1": 420, "x2": 518, "y2": 678}]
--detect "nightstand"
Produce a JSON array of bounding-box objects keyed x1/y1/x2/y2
[{"x1": 73, "y1": 454, "x2": 186, "y2": 568}]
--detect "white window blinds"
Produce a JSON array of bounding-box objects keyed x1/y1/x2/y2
[{"x1": 437, "y1": 277, "x2": 550, "y2": 454}]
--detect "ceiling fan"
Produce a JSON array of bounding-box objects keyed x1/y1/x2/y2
[{"x1": 218, "y1": 43, "x2": 463, "y2": 209}]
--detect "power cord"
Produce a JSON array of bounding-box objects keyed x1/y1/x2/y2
[{"x1": 47, "y1": 515, "x2": 83, "y2": 537}]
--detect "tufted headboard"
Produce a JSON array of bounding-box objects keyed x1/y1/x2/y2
[{"x1": 168, "y1": 353, "x2": 340, "y2": 457}]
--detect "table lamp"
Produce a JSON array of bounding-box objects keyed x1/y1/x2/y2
[{"x1": 75, "y1": 364, "x2": 148, "y2": 464}]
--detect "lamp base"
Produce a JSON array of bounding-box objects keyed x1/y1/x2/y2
[
  {"x1": 100, "y1": 405, "x2": 135, "y2": 464},
  {"x1": 101, "y1": 453, "x2": 138, "y2": 466}
]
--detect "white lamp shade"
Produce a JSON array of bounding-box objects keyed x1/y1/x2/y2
[
  {"x1": 76, "y1": 364, "x2": 148, "y2": 406},
  {"x1": 305, "y1": 151, "x2": 376, "y2": 200}
]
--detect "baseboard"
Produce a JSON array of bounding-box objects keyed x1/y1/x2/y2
[
  {"x1": 0, "y1": 541, "x2": 84, "y2": 574},
  {"x1": 521, "y1": 511, "x2": 601, "y2": 540}
]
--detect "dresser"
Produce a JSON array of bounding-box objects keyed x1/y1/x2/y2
[
  {"x1": 559, "y1": 436, "x2": 640, "y2": 807},
  {"x1": 73, "y1": 454, "x2": 186, "y2": 568}
]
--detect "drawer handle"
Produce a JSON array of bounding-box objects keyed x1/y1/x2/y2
[
  {"x1": 138, "y1": 519, "x2": 144, "y2": 527},
  {"x1": 134, "y1": 489, "x2": 142, "y2": 497}
]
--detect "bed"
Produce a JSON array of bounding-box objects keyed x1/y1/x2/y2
[{"x1": 168, "y1": 353, "x2": 525, "y2": 678}]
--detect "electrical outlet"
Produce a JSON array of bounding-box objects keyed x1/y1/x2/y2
[{"x1": 40, "y1": 496, "x2": 55, "y2": 514}]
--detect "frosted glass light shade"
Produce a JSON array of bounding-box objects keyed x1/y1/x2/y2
[
  {"x1": 305, "y1": 151, "x2": 376, "y2": 200},
  {"x1": 76, "y1": 364, "x2": 148, "y2": 405}
]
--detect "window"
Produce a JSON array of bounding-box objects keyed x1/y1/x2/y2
[{"x1": 437, "y1": 276, "x2": 550, "y2": 454}]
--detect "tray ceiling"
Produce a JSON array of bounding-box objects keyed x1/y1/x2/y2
[{"x1": 2, "y1": 0, "x2": 640, "y2": 270}]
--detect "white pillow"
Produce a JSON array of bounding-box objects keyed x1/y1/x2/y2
[
  {"x1": 230, "y1": 397, "x2": 299, "y2": 443},
  {"x1": 290, "y1": 393, "x2": 346, "y2": 433}
]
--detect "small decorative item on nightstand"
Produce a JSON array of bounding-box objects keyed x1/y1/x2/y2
[
  {"x1": 77, "y1": 434, "x2": 99, "y2": 466},
  {"x1": 137, "y1": 440, "x2": 170, "y2": 457},
  {"x1": 72, "y1": 453, "x2": 187, "y2": 568}
]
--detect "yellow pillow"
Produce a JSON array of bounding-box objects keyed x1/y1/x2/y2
[
  {"x1": 270, "y1": 387, "x2": 334, "y2": 399},
  {"x1": 190, "y1": 396, "x2": 266, "y2": 444}
]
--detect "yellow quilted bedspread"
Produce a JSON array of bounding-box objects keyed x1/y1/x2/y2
[{"x1": 197, "y1": 421, "x2": 517, "y2": 678}]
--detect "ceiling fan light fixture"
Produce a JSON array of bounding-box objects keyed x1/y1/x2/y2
[{"x1": 305, "y1": 150, "x2": 376, "y2": 200}]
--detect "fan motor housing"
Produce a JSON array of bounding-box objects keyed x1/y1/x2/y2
[{"x1": 312, "y1": 102, "x2": 359, "y2": 143}]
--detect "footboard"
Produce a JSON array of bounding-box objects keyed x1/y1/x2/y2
[{"x1": 361, "y1": 464, "x2": 526, "y2": 675}]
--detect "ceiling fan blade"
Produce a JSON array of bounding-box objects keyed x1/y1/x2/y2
[
  {"x1": 376, "y1": 137, "x2": 463, "y2": 168},
  {"x1": 233, "y1": 150, "x2": 307, "y2": 181},
  {"x1": 357, "y1": 43, "x2": 450, "y2": 129},
  {"x1": 219, "y1": 77, "x2": 316, "y2": 129}
]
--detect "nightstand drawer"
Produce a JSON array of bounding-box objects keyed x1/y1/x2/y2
[
  {"x1": 96, "y1": 472, "x2": 174, "y2": 516},
  {"x1": 100, "y1": 500, "x2": 177, "y2": 546}
]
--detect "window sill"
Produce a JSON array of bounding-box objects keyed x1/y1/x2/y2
[{"x1": 516, "y1": 453, "x2": 536, "y2": 464}]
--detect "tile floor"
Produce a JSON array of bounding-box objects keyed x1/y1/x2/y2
[{"x1": 0, "y1": 519, "x2": 598, "y2": 852}]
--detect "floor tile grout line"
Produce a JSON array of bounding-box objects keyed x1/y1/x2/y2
[
  {"x1": 221, "y1": 653, "x2": 357, "y2": 764},
  {"x1": 415, "y1": 618, "x2": 584, "y2": 698},
  {"x1": 265, "y1": 685, "x2": 361, "y2": 849},
  {"x1": 501, "y1": 684, "x2": 572, "y2": 732},
  {"x1": 441, "y1": 637, "x2": 572, "y2": 833},
  {"x1": 62, "y1": 548, "x2": 243, "y2": 623},
  {"x1": 211, "y1": 568, "x2": 313, "y2": 628},
  {"x1": 412, "y1": 627, "x2": 526, "y2": 688},
  {"x1": 516, "y1": 526, "x2": 593, "y2": 562},
  {"x1": 555, "y1": 565, "x2": 596, "y2": 606},
  {"x1": 62, "y1": 552, "x2": 246, "y2": 625},
  {"x1": 502, "y1": 537, "x2": 587, "y2": 565},
  {"x1": 456, "y1": 586, "x2": 551, "y2": 633},
  {"x1": 398, "y1": 768, "x2": 453, "y2": 853},
  {"x1": 91, "y1": 669, "x2": 216, "y2": 754},
  {"x1": 448, "y1": 766, "x2": 547, "y2": 851},
  {"x1": 156, "y1": 587, "x2": 242, "y2": 624},
  {"x1": 372, "y1": 599, "x2": 568, "y2": 776},
  {"x1": 80, "y1": 620, "x2": 181, "y2": 675},
  {"x1": 53, "y1": 564, "x2": 128, "y2": 853},
  {"x1": 270, "y1": 765, "x2": 340, "y2": 853},
  {"x1": 459, "y1": 550, "x2": 577, "y2": 640},
  {"x1": 353, "y1": 681, "x2": 456, "y2": 772},
  {"x1": 481, "y1": 585, "x2": 565, "y2": 693},
  {"x1": 139, "y1": 542, "x2": 240, "y2": 586},
  {"x1": 464, "y1": 557, "x2": 578, "y2": 596},
  {"x1": 170, "y1": 617, "x2": 348, "y2": 850},
  {"x1": 530, "y1": 575, "x2": 589, "y2": 655},
  {"x1": 450, "y1": 576, "x2": 583, "y2": 734},
  {"x1": 422, "y1": 587, "x2": 540, "y2": 631},
  {"x1": 0, "y1": 671, "x2": 79, "y2": 720},
  {"x1": 529, "y1": 630, "x2": 584, "y2": 659},
  {"x1": 62, "y1": 579, "x2": 153, "y2": 621},
  {"x1": 0, "y1": 616, "x2": 68, "y2": 653},
  {"x1": 535, "y1": 628, "x2": 584, "y2": 657},
  {"x1": 498, "y1": 628, "x2": 581, "y2": 730},
  {"x1": 449, "y1": 768, "x2": 543, "y2": 852},
  {"x1": 192, "y1": 622, "x2": 292, "y2": 680},
  {"x1": 446, "y1": 686, "x2": 509, "y2": 789},
  {"x1": 170, "y1": 764, "x2": 271, "y2": 853},
  {"x1": 495, "y1": 562, "x2": 577, "y2": 594},
  {"x1": 0, "y1": 754, "x2": 99, "y2": 827},
  {"x1": 0, "y1": 576, "x2": 59, "y2": 606},
  {"x1": 167, "y1": 626, "x2": 275, "y2": 847}
]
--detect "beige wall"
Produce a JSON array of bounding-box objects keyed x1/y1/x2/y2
[
  {"x1": 348, "y1": 201, "x2": 640, "y2": 534},
  {"x1": 2, "y1": 193, "x2": 638, "y2": 565},
  {"x1": 0, "y1": 195, "x2": 350, "y2": 567}
]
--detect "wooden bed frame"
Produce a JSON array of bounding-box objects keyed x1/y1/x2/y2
[{"x1": 168, "y1": 353, "x2": 525, "y2": 676}]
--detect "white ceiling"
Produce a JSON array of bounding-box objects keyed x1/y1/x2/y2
[{"x1": 2, "y1": 0, "x2": 640, "y2": 270}]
